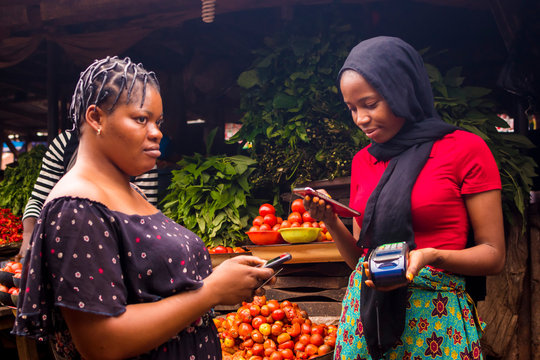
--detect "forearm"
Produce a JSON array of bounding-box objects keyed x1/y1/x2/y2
[
  {"x1": 17, "y1": 217, "x2": 37, "y2": 260},
  {"x1": 325, "y1": 216, "x2": 364, "y2": 269},
  {"x1": 63, "y1": 282, "x2": 218, "y2": 360},
  {"x1": 417, "y1": 242, "x2": 504, "y2": 276}
]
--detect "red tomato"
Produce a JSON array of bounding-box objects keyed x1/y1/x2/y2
[
  {"x1": 269, "y1": 351, "x2": 283, "y2": 360},
  {"x1": 241, "y1": 338, "x2": 254, "y2": 349},
  {"x1": 252, "y1": 315, "x2": 267, "y2": 329},
  {"x1": 301, "y1": 222, "x2": 312, "y2": 228},
  {"x1": 302, "y1": 212, "x2": 315, "y2": 223},
  {"x1": 233, "y1": 247, "x2": 246, "y2": 253},
  {"x1": 276, "y1": 332, "x2": 291, "y2": 344},
  {"x1": 290, "y1": 222, "x2": 301, "y2": 228},
  {"x1": 304, "y1": 343, "x2": 319, "y2": 356},
  {"x1": 249, "y1": 226, "x2": 260, "y2": 232},
  {"x1": 249, "y1": 304, "x2": 261, "y2": 317},
  {"x1": 298, "y1": 333, "x2": 311, "y2": 345},
  {"x1": 311, "y1": 221, "x2": 320, "y2": 228},
  {"x1": 276, "y1": 217, "x2": 283, "y2": 224},
  {"x1": 301, "y1": 323, "x2": 311, "y2": 335},
  {"x1": 287, "y1": 212, "x2": 302, "y2": 224},
  {"x1": 259, "y1": 204, "x2": 276, "y2": 217},
  {"x1": 324, "y1": 335, "x2": 336, "y2": 347},
  {"x1": 259, "y1": 223, "x2": 271, "y2": 231},
  {"x1": 264, "y1": 338, "x2": 277, "y2": 350},
  {"x1": 271, "y1": 322, "x2": 283, "y2": 336},
  {"x1": 238, "y1": 323, "x2": 254, "y2": 338},
  {"x1": 310, "y1": 333, "x2": 324, "y2": 347},
  {"x1": 272, "y1": 224, "x2": 281, "y2": 232},
  {"x1": 252, "y1": 343, "x2": 264, "y2": 356},
  {"x1": 294, "y1": 341, "x2": 306, "y2": 352},
  {"x1": 319, "y1": 221, "x2": 327, "y2": 233},
  {"x1": 280, "y1": 348, "x2": 294, "y2": 359},
  {"x1": 239, "y1": 308, "x2": 253, "y2": 323},
  {"x1": 271, "y1": 309, "x2": 285, "y2": 321},
  {"x1": 267, "y1": 300, "x2": 280, "y2": 312},
  {"x1": 311, "y1": 324, "x2": 326, "y2": 336},
  {"x1": 318, "y1": 344, "x2": 333, "y2": 355},
  {"x1": 251, "y1": 329, "x2": 264, "y2": 343},
  {"x1": 260, "y1": 304, "x2": 271, "y2": 317},
  {"x1": 279, "y1": 220, "x2": 291, "y2": 229},
  {"x1": 213, "y1": 245, "x2": 228, "y2": 254},
  {"x1": 253, "y1": 216, "x2": 265, "y2": 227},
  {"x1": 278, "y1": 340, "x2": 294, "y2": 350},
  {"x1": 263, "y1": 214, "x2": 277, "y2": 227},
  {"x1": 291, "y1": 199, "x2": 305, "y2": 213},
  {"x1": 286, "y1": 322, "x2": 301, "y2": 337}
]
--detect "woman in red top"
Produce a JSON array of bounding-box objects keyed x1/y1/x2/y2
[{"x1": 303, "y1": 37, "x2": 504, "y2": 359}]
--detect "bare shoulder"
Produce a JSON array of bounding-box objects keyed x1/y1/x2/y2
[{"x1": 47, "y1": 172, "x2": 103, "y2": 203}]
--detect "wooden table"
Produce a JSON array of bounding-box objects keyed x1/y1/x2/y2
[{"x1": 0, "y1": 306, "x2": 39, "y2": 360}]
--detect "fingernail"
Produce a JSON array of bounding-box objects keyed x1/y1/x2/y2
[{"x1": 406, "y1": 273, "x2": 414, "y2": 281}]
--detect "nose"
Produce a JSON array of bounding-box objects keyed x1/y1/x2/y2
[
  {"x1": 354, "y1": 111, "x2": 370, "y2": 127},
  {"x1": 148, "y1": 122, "x2": 163, "y2": 142}
]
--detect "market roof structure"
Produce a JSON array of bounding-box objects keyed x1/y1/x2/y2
[{"x1": 0, "y1": 0, "x2": 525, "y2": 146}]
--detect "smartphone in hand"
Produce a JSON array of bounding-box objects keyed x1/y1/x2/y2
[
  {"x1": 256, "y1": 253, "x2": 291, "y2": 290},
  {"x1": 293, "y1": 187, "x2": 361, "y2": 217}
]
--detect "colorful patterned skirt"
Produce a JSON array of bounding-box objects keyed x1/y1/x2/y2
[{"x1": 335, "y1": 259, "x2": 485, "y2": 360}]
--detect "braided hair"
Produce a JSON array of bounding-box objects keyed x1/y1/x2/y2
[{"x1": 69, "y1": 56, "x2": 160, "y2": 134}]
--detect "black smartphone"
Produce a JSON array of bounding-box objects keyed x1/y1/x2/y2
[
  {"x1": 256, "y1": 253, "x2": 291, "y2": 290},
  {"x1": 262, "y1": 253, "x2": 292, "y2": 269},
  {"x1": 293, "y1": 187, "x2": 362, "y2": 218}
]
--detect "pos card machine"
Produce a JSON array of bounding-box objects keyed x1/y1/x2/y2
[{"x1": 368, "y1": 242, "x2": 409, "y2": 287}]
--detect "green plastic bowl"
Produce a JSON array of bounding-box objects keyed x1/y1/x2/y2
[{"x1": 278, "y1": 227, "x2": 321, "y2": 244}]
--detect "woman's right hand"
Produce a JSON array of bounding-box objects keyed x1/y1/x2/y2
[
  {"x1": 205, "y1": 255, "x2": 274, "y2": 305},
  {"x1": 302, "y1": 189, "x2": 338, "y2": 225}
]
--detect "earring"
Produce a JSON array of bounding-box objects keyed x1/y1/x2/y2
[{"x1": 97, "y1": 128, "x2": 101, "y2": 135}]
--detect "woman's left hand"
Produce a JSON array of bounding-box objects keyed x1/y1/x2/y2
[{"x1": 362, "y1": 248, "x2": 431, "y2": 291}]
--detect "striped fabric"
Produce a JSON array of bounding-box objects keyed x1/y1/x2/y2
[{"x1": 23, "y1": 131, "x2": 159, "y2": 220}]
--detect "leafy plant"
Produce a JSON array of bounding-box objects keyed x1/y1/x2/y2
[
  {"x1": 230, "y1": 19, "x2": 369, "y2": 196},
  {"x1": 161, "y1": 153, "x2": 258, "y2": 248},
  {"x1": 426, "y1": 64, "x2": 537, "y2": 229},
  {"x1": 0, "y1": 145, "x2": 47, "y2": 216}
]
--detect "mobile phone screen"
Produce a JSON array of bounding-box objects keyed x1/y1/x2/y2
[
  {"x1": 292, "y1": 187, "x2": 361, "y2": 217},
  {"x1": 262, "y1": 253, "x2": 292, "y2": 269}
]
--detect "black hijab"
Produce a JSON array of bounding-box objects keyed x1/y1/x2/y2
[{"x1": 338, "y1": 36, "x2": 458, "y2": 358}]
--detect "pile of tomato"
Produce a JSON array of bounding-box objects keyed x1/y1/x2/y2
[
  {"x1": 0, "y1": 208, "x2": 23, "y2": 245},
  {"x1": 208, "y1": 246, "x2": 249, "y2": 254},
  {"x1": 249, "y1": 201, "x2": 332, "y2": 242},
  {"x1": 216, "y1": 296, "x2": 337, "y2": 360}
]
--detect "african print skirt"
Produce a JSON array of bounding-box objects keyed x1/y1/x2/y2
[{"x1": 335, "y1": 259, "x2": 485, "y2": 360}]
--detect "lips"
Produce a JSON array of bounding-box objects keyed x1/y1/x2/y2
[{"x1": 144, "y1": 147, "x2": 161, "y2": 158}]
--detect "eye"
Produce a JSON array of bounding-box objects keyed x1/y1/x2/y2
[
  {"x1": 156, "y1": 118, "x2": 164, "y2": 129},
  {"x1": 135, "y1": 116, "x2": 148, "y2": 125},
  {"x1": 365, "y1": 101, "x2": 378, "y2": 109}
]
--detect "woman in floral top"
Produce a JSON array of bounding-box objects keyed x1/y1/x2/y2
[{"x1": 12, "y1": 56, "x2": 274, "y2": 360}]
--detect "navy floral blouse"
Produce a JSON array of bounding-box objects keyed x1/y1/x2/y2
[{"x1": 12, "y1": 197, "x2": 221, "y2": 360}]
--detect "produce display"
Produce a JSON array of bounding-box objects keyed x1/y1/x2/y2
[
  {"x1": 247, "y1": 201, "x2": 332, "y2": 244},
  {"x1": 208, "y1": 246, "x2": 249, "y2": 254},
  {"x1": 0, "y1": 208, "x2": 23, "y2": 246},
  {"x1": 216, "y1": 296, "x2": 336, "y2": 360},
  {"x1": 0, "y1": 260, "x2": 22, "y2": 307}
]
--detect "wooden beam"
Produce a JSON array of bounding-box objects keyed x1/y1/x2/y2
[{"x1": 488, "y1": 0, "x2": 522, "y2": 50}]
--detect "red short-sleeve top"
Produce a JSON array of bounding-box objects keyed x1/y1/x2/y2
[{"x1": 350, "y1": 130, "x2": 502, "y2": 250}]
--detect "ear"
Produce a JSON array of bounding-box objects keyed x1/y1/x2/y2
[{"x1": 85, "y1": 105, "x2": 103, "y2": 133}]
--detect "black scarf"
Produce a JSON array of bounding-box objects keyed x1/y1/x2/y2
[{"x1": 338, "y1": 36, "x2": 458, "y2": 359}]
